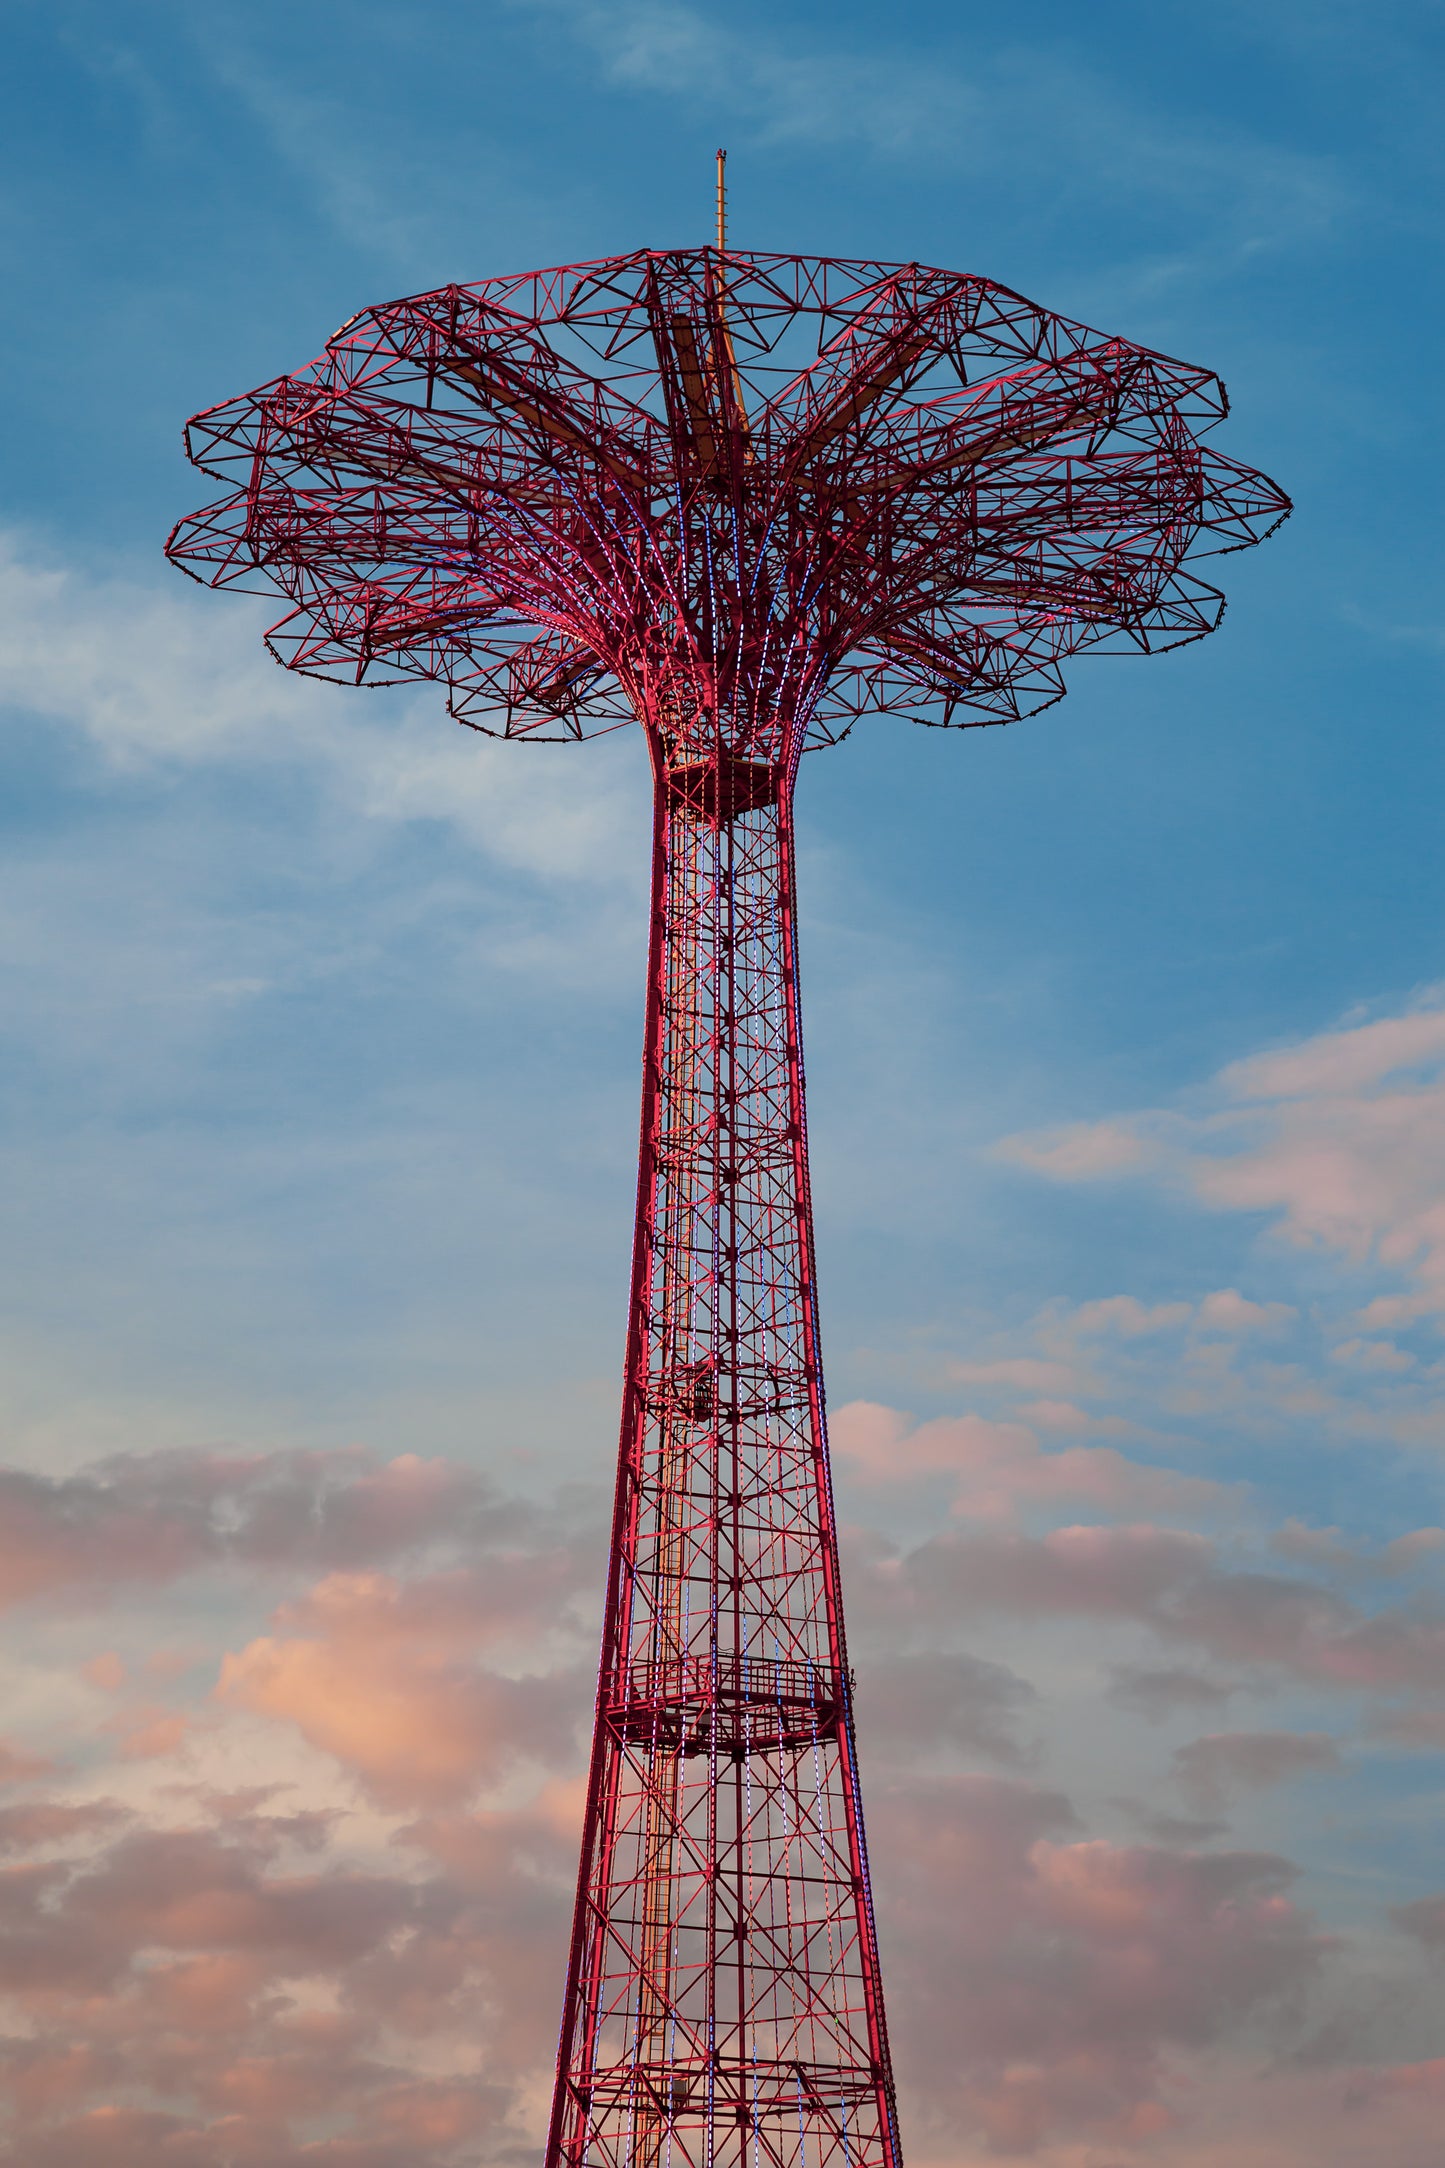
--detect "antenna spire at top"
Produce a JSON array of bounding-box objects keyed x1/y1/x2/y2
[{"x1": 716, "y1": 147, "x2": 727, "y2": 254}]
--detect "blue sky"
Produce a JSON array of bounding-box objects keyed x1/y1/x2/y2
[{"x1": 1, "y1": 6, "x2": 1443, "y2": 2166}]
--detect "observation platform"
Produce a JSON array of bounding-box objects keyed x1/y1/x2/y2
[
  {"x1": 665, "y1": 757, "x2": 781, "y2": 825},
  {"x1": 605, "y1": 1652, "x2": 847, "y2": 1755},
  {"x1": 573, "y1": 2053, "x2": 885, "y2": 2121}
]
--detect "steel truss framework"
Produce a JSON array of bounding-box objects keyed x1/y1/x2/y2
[{"x1": 168, "y1": 245, "x2": 1288, "y2": 2168}]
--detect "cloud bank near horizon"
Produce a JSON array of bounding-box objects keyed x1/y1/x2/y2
[{"x1": 0, "y1": 1331, "x2": 1440, "y2": 2168}]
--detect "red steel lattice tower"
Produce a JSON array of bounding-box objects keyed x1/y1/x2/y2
[{"x1": 167, "y1": 208, "x2": 1288, "y2": 2168}]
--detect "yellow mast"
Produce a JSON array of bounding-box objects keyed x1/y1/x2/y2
[{"x1": 712, "y1": 147, "x2": 750, "y2": 446}]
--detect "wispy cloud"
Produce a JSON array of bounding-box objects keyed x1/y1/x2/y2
[
  {"x1": 832, "y1": 1398, "x2": 1234, "y2": 1526},
  {"x1": 0, "y1": 529, "x2": 648, "y2": 891},
  {"x1": 999, "y1": 990, "x2": 1445, "y2": 1324},
  {"x1": 509, "y1": 0, "x2": 1350, "y2": 269}
]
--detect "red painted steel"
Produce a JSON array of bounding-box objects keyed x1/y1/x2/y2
[{"x1": 167, "y1": 245, "x2": 1288, "y2": 2168}]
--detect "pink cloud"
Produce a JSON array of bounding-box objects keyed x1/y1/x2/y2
[
  {"x1": 895, "y1": 1521, "x2": 1217, "y2": 1622},
  {"x1": 1061, "y1": 1291, "x2": 1294, "y2": 1343},
  {"x1": 859, "y1": 1649, "x2": 1035, "y2": 1767},
  {"x1": 996, "y1": 1120, "x2": 1158, "y2": 1180},
  {"x1": 0, "y1": 1742, "x2": 54, "y2": 1787},
  {"x1": 370, "y1": 2079, "x2": 504, "y2": 2148},
  {"x1": 0, "y1": 1757, "x2": 1352, "y2": 2166},
  {"x1": 831, "y1": 1402, "x2": 1227, "y2": 1525},
  {"x1": 1220, "y1": 1006, "x2": 1445, "y2": 1102},
  {"x1": 1376, "y1": 1705, "x2": 1445, "y2": 1751},
  {"x1": 1106, "y1": 1665, "x2": 1238, "y2": 1722},
  {"x1": 1383, "y1": 1527, "x2": 1445, "y2": 1571},
  {"x1": 1192, "y1": 1088, "x2": 1445, "y2": 1278},
  {"x1": 0, "y1": 1446, "x2": 576, "y2": 1614},
  {"x1": 1271, "y1": 1519, "x2": 1359, "y2": 1569},
  {"x1": 218, "y1": 1569, "x2": 585, "y2": 1807},
  {"x1": 1170, "y1": 1730, "x2": 1342, "y2": 1812},
  {"x1": 943, "y1": 1357, "x2": 1089, "y2": 1393},
  {"x1": 872, "y1": 1774, "x2": 1329, "y2": 2154},
  {"x1": 0, "y1": 1815, "x2": 418, "y2": 2048},
  {"x1": 997, "y1": 996, "x2": 1445, "y2": 1310},
  {"x1": 80, "y1": 1654, "x2": 125, "y2": 1692},
  {"x1": 1194, "y1": 1289, "x2": 1296, "y2": 1335},
  {"x1": 1066, "y1": 1295, "x2": 1195, "y2": 1337},
  {"x1": 0, "y1": 1802, "x2": 128, "y2": 1856},
  {"x1": 1330, "y1": 1335, "x2": 1415, "y2": 1371},
  {"x1": 1390, "y1": 1894, "x2": 1445, "y2": 1948},
  {"x1": 54, "y1": 1825, "x2": 412, "y2": 1976},
  {"x1": 0, "y1": 1440, "x2": 1437, "y2": 2166},
  {"x1": 109, "y1": 1708, "x2": 192, "y2": 1762},
  {"x1": 872, "y1": 1520, "x2": 1445, "y2": 1697}
]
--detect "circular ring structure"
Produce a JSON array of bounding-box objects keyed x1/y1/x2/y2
[{"x1": 167, "y1": 247, "x2": 1289, "y2": 757}]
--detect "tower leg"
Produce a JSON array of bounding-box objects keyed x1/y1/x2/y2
[{"x1": 546, "y1": 760, "x2": 900, "y2": 2168}]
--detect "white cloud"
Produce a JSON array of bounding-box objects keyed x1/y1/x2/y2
[
  {"x1": 1067, "y1": 1296, "x2": 1195, "y2": 1337},
  {"x1": 998, "y1": 1118, "x2": 1158, "y2": 1181},
  {"x1": 999, "y1": 993, "x2": 1445, "y2": 1322},
  {"x1": 1331, "y1": 1338, "x2": 1416, "y2": 1373},
  {"x1": 508, "y1": 0, "x2": 1349, "y2": 265},
  {"x1": 831, "y1": 1399, "x2": 1233, "y2": 1526},
  {"x1": 1221, "y1": 1005, "x2": 1445, "y2": 1101},
  {"x1": 896, "y1": 1273, "x2": 1445, "y2": 1468},
  {"x1": 0, "y1": 529, "x2": 649, "y2": 891},
  {"x1": 1195, "y1": 1290, "x2": 1298, "y2": 1336}
]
